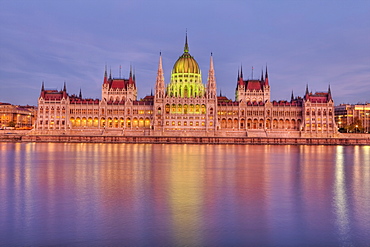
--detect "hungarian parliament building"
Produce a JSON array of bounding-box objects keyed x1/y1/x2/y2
[{"x1": 36, "y1": 36, "x2": 337, "y2": 137}]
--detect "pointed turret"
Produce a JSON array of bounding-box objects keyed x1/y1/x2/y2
[
  {"x1": 328, "y1": 84, "x2": 332, "y2": 101},
  {"x1": 291, "y1": 90, "x2": 294, "y2": 101},
  {"x1": 304, "y1": 84, "x2": 310, "y2": 101},
  {"x1": 261, "y1": 69, "x2": 264, "y2": 81},
  {"x1": 109, "y1": 68, "x2": 112, "y2": 80},
  {"x1": 104, "y1": 66, "x2": 108, "y2": 84},
  {"x1": 237, "y1": 66, "x2": 244, "y2": 87},
  {"x1": 264, "y1": 65, "x2": 269, "y2": 86},
  {"x1": 62, "y1": 81, "x2": 68, "y2": 98},
  {"x1": 40, "y1": 81, "x2": 45, "y2": 98},
  {"x1": 128, "y1": 65, "x2": 135, "y2": 87},
  {"x1": 155, "y1": 52, "x2": 165, "y2": 98},
  {"x1": 207, "y1": 52, "x2": 217, "y2": 99},
  {"x1": 79, "y1": 88, "x2": 82, "y2": 98}
]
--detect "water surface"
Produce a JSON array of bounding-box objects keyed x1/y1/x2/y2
[{"x1": 1, "y1": 143, "x2": 369, "y2": 246}]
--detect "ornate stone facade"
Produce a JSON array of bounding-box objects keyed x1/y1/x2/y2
[{"x1": 36, "y1": 36, "x2": 337, "y2": 137}]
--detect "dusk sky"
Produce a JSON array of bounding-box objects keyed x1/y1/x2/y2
[{"x1": 1, "y1": 0, "x2": 369, "y2": 106}]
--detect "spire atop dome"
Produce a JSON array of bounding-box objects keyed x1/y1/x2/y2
[{"x1": 184, "y1": 31, "x2": 189, "y2": 53}]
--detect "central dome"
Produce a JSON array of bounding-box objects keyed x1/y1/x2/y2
[
  {"x1": 172, "y1": 52, "x2": 200, "y2": 74},
  {"x1": 172, "y1": 35, "x2": 200, "y2": 74},
  {"x1": 167, "y1": 34, "x2": 205, "y2": 98}
]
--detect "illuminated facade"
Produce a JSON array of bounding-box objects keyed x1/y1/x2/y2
[
  {"x1": 0, "y1": 102, "x2": 36, "y2": 129},
  {"x1": 36, "y1": 36, "x2": 338, "y2": 137},
  {"x1": 335, "y1": 103, "x2": 370, "y2": 133}
]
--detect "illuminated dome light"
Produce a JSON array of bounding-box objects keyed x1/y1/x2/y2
[{"x1": 167, "y1": 35, "x2": 205, "y2": 98}]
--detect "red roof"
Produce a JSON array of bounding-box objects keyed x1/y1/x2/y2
[
  {"x1": 111, "y1": 79, "x2": 126, "y2": 89},
  {"x1": 306, "y1": 92, "x2": 329, "y2": 103},
  {"x1": 246, "y1": 80, "x2": 262, "y2": 91}
]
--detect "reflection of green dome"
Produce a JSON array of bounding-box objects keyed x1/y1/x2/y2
[{"x1": 167, "y1": 35, "x2": 205, "y2": 98}]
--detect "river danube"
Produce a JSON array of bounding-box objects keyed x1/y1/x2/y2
[{"x1": 1, "y1": 143, "x2": 369, "y2": 246}]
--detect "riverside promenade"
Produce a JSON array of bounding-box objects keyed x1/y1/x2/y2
[{"x1": 1, "y1": 131, "x2": 369, "y2": 145}]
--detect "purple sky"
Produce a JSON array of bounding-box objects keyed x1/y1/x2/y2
[{"x1": 1, "y1": 0, "x2": 369, "y2": 106}]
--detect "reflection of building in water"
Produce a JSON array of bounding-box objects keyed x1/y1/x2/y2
[
  {"x1": 35, "y1": 35, "x2": 337, "y2": 137},
  {"x1": 0, "y1": 102, "x2": 36, "y2": 129},
  {"x1": 335, "y1": 103, "x2": 370, "y2": 133}
]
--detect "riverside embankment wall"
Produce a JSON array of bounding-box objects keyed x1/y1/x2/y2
[{"x1": 1, "y1": 133, "x2": 369, "y2": 145}]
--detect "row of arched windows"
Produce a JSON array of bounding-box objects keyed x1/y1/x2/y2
[
  {"x1": 306, "y1": 109, "x2": 333, "y2": 116},
  {"x1": 39, "y1": 106, "x2": 66, "y2": 115},
  {"x1": 219, "y1": 118, "x2": 302, "y2": 130},
  {"x1": 70, "y1": 117, "x2": 151, "y2": 128},
  {"x1": 164, "y1": 104, "x2": 212, "y2": 114}
]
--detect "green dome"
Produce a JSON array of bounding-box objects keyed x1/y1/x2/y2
[
  {"x1": 172, "y1": 52, "x2": 200, "y2": 74},
  {"x1": 167, "y1": 36, "x2": 205, "y2": 98}
]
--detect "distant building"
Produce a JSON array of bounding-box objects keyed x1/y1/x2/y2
[
  {"x1": 35, "y1": 36, "x2": 337, "y2": 137},
  {"x1": 0, "y1": 102, "x2": 36, "y2": 129},
  {"x1": 335, "y1": 103, "x2": 370, "y2": 133}
]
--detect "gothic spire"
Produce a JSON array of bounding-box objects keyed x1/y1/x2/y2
[
  {"x1": 305, "y1": 84, "x2": 309, "y2": 95},
  {"x1": 264, "y1": 65, "x2": 269, "y2": 86},
  {"x1": 207, "y1": 52, "x2": 216, "y2": 99},
  {"x1": 240, "y1": 64, "x2": 243, "y2": 79},
  {"x1": 41, "y1": 81, "x2": 44, "y2": 91},
  {"x1": 184, "y1": 31, "x2": 189, "y2": 53},
  {"x1": 328, "y1": 84, "x2": 332, "y2": 101},
  {"x1": 63, "y1": 81, "x2": 66, "y2": 92},
  {"x1": 261, "y1": 69, "x2": 264, "y2": 81},
  {"x1": 291, "y1": 90, "x2": 294, "y2": 101},
  {"x1": 79, "y1": 88, "x2": 82, "y2": 98},
  {"x1": 155, "y1": 52, "x2": 165, "y2": 98}
]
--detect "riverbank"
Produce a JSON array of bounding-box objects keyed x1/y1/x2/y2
[{"x1": 1, "y1": 132, "x2": 369, "y2": 145}]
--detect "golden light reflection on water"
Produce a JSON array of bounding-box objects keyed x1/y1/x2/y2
[
  {"x1": 166, "y1": 145, "x2": 204, "y2": 246},
  {"x1": 334, "y1": 146, "x2": 351, "y2": 244}
]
